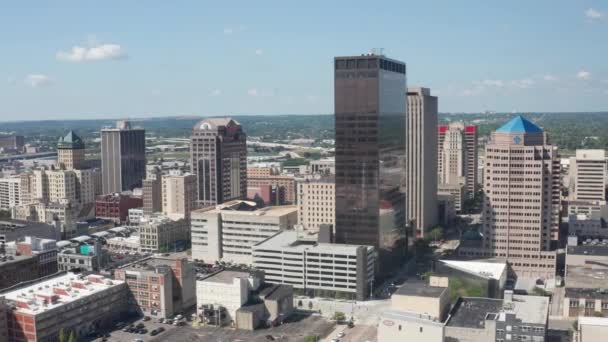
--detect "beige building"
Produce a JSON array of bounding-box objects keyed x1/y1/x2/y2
[
  {"x1": 475, "y1": 115, "x2": 560, "y2": 278},
  {"x1": 406, "y1": 87, "x2": 438, "y2": 237},
  {"x1": 569, "y1": 149, "x2": 606, "y2": 202},
  {"x1": 297, "y1": 176, "x2": 335, "y2": 232},
  {"x1": 143, "y1": 166, "x2": 162, "y2": 216},
  {"x1": 438, "y1": 182, "x2": 466, "y2": 213},
  {"x1": 162, "y1": 170, "x2": 197, "y2": 220},
  {"x1": 577, "y1": 317, "x2": 608, "y2": 342},
  {"x1": 57, "y1": 130, "x2": 86, "y2": 170},
  {"x1": 138, "y1": 214, "x2": 190, "y2": 253},
  {"x1": 191, "y1": 200, "x2": 297, "y2": 264}
]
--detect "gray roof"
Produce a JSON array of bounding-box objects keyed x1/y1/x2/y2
[
  {"x1": 565, "y1": 287, "x2": 608, "y2": 300},
  {"x1": 394, "y1": 280, "x2": 447, "y2": 298},
  {"x1": 447, "y1": 295, "x2": 549, "y2": 328},
  {"x1": 200, "y1": 270, "x2": 252, "y2": 284},
  {"x1": 0, "y1": 220, "x2": 58, "y2": 242},
  {"x1": 193, "y1": 118, "x2": 240, "y2": 131},
  {"x1": 567, "y1": 245, "x2": 608, "y2": 257},
  {"x1": 258, "y1": 284, "x2": 292, "y2": 301}
]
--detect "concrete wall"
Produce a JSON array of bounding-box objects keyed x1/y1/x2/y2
[{"x1": 378, "y1": 316, "x2": 443, "y2": 342}]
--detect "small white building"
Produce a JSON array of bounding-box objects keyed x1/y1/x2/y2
[
  {"x1": 128, "y1": 207, "x2": 145, "y2": 225},
  {"x1": 378, "y1": 309, "x2": 445, "y2": 342},
  {"x1": 196, "y1": 270, "x2": 263, "y2": 325}
]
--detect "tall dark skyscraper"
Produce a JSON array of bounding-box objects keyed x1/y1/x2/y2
[
  {"x1": 334, "y1": 53, "x2": 407, "y2": 273},
  {"x1": 101, "y1": 120, "x2": 146, "y2": 194},
  {"x1": 190, "y1": 118, "x2": 247, "y2": 208}
]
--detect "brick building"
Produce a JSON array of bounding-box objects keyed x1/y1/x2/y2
[{"x1": 95, "y1": 193, "x2": 143, "y2": 224}]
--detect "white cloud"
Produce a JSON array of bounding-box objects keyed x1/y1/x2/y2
[
  {"x1": 480, "y1": 79, "x2": 505, "y2": 87},
  {"x1": 24, "y1": 74, "x2": 52, "y2": 88},
  {"x1": 247, "y1": 87, "x2": 274, "y2": 97},
  {"x1": 223, "y1": 25, "x2": 247, "y2": 35},
  {"x1": 7, "y1": 77, "x2": 17, "y2": 86},
  {"x1": 585, "y1": 8, "x2": 604, "y2": 20},
  {"x1": 510, "y1": 78, "x2": 535, "y2": 88},
  {"x1": 210, "y1": 89, "x2": 222, "y2": 97},
  {"x1": 577, "y1": 70, "x2": 592, "y2": 80},
  {"x1": 543, "y1": 74, "x2": 558, "y2": 82},
  {"x1": 57, "y1": 43, "x2": 127, "y2": 62},
  {"x1": 255, "y1": 48, "x2": 263, "y2": 56}
]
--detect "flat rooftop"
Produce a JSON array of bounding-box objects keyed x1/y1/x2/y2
[
  {"x1": 565, "y1": 265, "x2": 608, "y2": 289},
  {"x1": 0, "y1": 219, "x2": 58, "y2": 242},
  {"x1": 568, "y1": 245, "x2": 608, "y2": 256},
  {"x1": 447, "y1": 295, "x2": 549, "y2": 329},
  {"x1": 1, "y1": 272, "x2": 124, "y2": 315},
  {"x1": 0, "y1": 254, "x2": 35, "y2": 266},
  {"x1": 566, "y1": 287, "x2": 608, "y2": 300},
  {"x1": 254, "y1": 230, "x2": 372, "y2": 254},
  {"x1": 193, "y1": 200, "x2": 297, "y2": 217},
  {"x1": 393, "y1": 280, "x2": 447, "y2": 298},
  {"x1": 382, "y1": 309, "x2": 444, "y2": 326},
  {"x1": 439, "y1": 260, "x2": 507, "y2": 280},
  {"x1": 199, "y1": 270, "x2": 253, "y2": 284}
]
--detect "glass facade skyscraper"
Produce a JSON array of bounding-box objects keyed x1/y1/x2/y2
[{"x1": 334, "y1": 54, "x2": 407, "y2": 274}]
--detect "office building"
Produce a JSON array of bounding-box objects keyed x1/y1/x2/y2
[
  {"x1": 476, "y1": 115, "x2": 561, "y2": 278},
  {"x1": 0, "y1": 175, "x2": 25, "y2": 209},
  {"x1": 434, "y1": 260, "x2": 507, "y2": 299},
  {"x1": 12, "y1": 236, "x2": 58, "y2": 277},
  {"x1": 101, "y1": 120, "x2": 146, "y2": 193},
  {"x1": 235, "y1": 283, "x2": 294, "y2": 330},
  {"x1": 438, "y1": 123, "x2": 478, "y2": 198},
  {"x1": 569, "y1": 149, "x2": 607, "y2": 201},
  {"x1": 578, "y1": 317, "x2": 608, "y2": 342},
  {"x1": 334, "y1": 53, "x2": 407, "y2": 274},
  {"x1": 143, "y1": 166, "x2": 162, "y2": 216},
  {"x1": 247, "y1": 184, "x2": 283, "y2": 206},
  {"x1": 162, "y1": 170, "x2": 197, "y2": 220},
  {"x1": 2, "y1": 273, "x2": 128, "y2": 342},
  {"x1": 115, "y1": 255, "x2": 196, "y2": 318},
  {"x1": 297, "y1": 176, "x2": 335, "y2": 232},
  {"x1": 11, "y1": 201, "x2": 81, "y2": 239},
  {"x1": 190, "y1": 118, "x2": 247, "y2": 208},
  {"x1": 406, "y1": 87, "x2": 438, "y2": 238},
  {"x1": 445, "y1": 291, "x2": 549, "y2": 342},
  {"x1": 128, "y1": 207, "x2": 145, "y2": 225},
  {"x1": 191, "y1": 200, "x2": 297, "y2": 264},
  {"x1": 57, "y1": 130, "x2": 85, "y2": 170},
  {"x1": 568, "y1": 213, "x2": 608, "y2": 238},
  {"x1": 0, "y1": 219, "x2": 59, "y2": 244},
  {"x1": 138, "y1": 214, "x2": 190, "y2": 253},
  {"x1": 252, "y1": 230, "x2": 376, "y2": 301}
]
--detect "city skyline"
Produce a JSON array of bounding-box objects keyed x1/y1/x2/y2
[{"x1": 2, "y1": 1, "x2": 608, "y2": 120}]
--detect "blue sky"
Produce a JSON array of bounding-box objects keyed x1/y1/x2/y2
[{"x1": 1, "y1": 0, "x2": 607, "y2": 121}]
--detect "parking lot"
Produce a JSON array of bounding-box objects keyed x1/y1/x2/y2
[
  {"x1": 88, "y1": 316, "x2": 179, "y2": 342},
  {"x1": 152, "y1": 313, "x2": 335, "y2": 342}
]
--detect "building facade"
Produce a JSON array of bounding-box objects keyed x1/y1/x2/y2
[
  {"x1": 190, "y1": 118, "x2": 247, "y2": 208},
  {"x1": 191, "y1": 201, "x2": 297, "y2": 264},
  {"x1": 438, "y1": 123, "x2": 478, "y2": 198},
  {"x1": 569, "y1": 149, "x2": 606, "y2": 202},
  {"x1": 297, "y1": 176, "x2": 335, "y2": 232},
  {"x1": 334, "y1": 53, "x2": 407, "y2": 274},
  {"x1": 247, "y1": 174, "x2": 296, "y2": 204},
  {"x1": 95, "y1": 192, "x2": 143, "y2": 224},
  {"x1": 101, "y1": 120, "x2": 146, "y2": 193},
  {"x1": 475, "y1": 116, "x2": 561, "y2": 278},
  {"x1": 0, "y1": 176, "x2": 24, "y2": 209},
  {"x1": 252, "y1": 230, "x2": 376, "y2": 301},
  {"x1": 138, "y1": 214, "x2": 190, "y2": 253},
  {"x1": 115, "y1": 255, "x2": 196, "y2": 318},
  {"x1": 162, "y1": 170, "x2": 197, "y2": 220},
  {"x1": 57, "y1": 130, "x2": 85, "y2": 171},
  {"x1": 142, "y1": 166, "x2": 163, "y2": 216},
  {"x1": 406, "y1": 87, "x2": 438, "y2": 238}
]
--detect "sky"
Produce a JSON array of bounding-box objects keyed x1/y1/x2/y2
[{"x1": 1, "y1": 0, "x2": 608, "y2": 121}]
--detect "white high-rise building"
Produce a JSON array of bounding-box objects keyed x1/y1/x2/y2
[
  {"x1": 162, "y1": 170, "x2": 197, "y2": 220},
  {"x1": 569, "y1": 149, "x2": 606, "y2": 202}
]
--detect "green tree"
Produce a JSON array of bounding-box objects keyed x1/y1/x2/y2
[
  {"x1": 304, "y1": 336, "x2": 319, "y2": 342},
  {"x1": 413, "y1": 238, "x2": 432, "y2": 259},
  {"x1": 67, "y1": 331, "x2": 77, "y2": 342},
  {"x1": 428, "y1": 226, "x2": 444, "y2": 242},
  {"x1": 58, "y1": 329, "x2": 66, "y2": 342},
  {"x1": 0, "y1": 209, "x2": 11, "y2": 219},
  {"x1": 333, "y1": 311, "x2": 346, "y2": 321}
]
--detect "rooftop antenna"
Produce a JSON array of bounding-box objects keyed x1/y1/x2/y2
[{"x1": 370, "y1": 48, "x2": 385, "y2": 56}]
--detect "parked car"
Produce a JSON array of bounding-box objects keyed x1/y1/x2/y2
[{"x1": 143, "y1": 316, "x2": 151, "y2": 321}]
